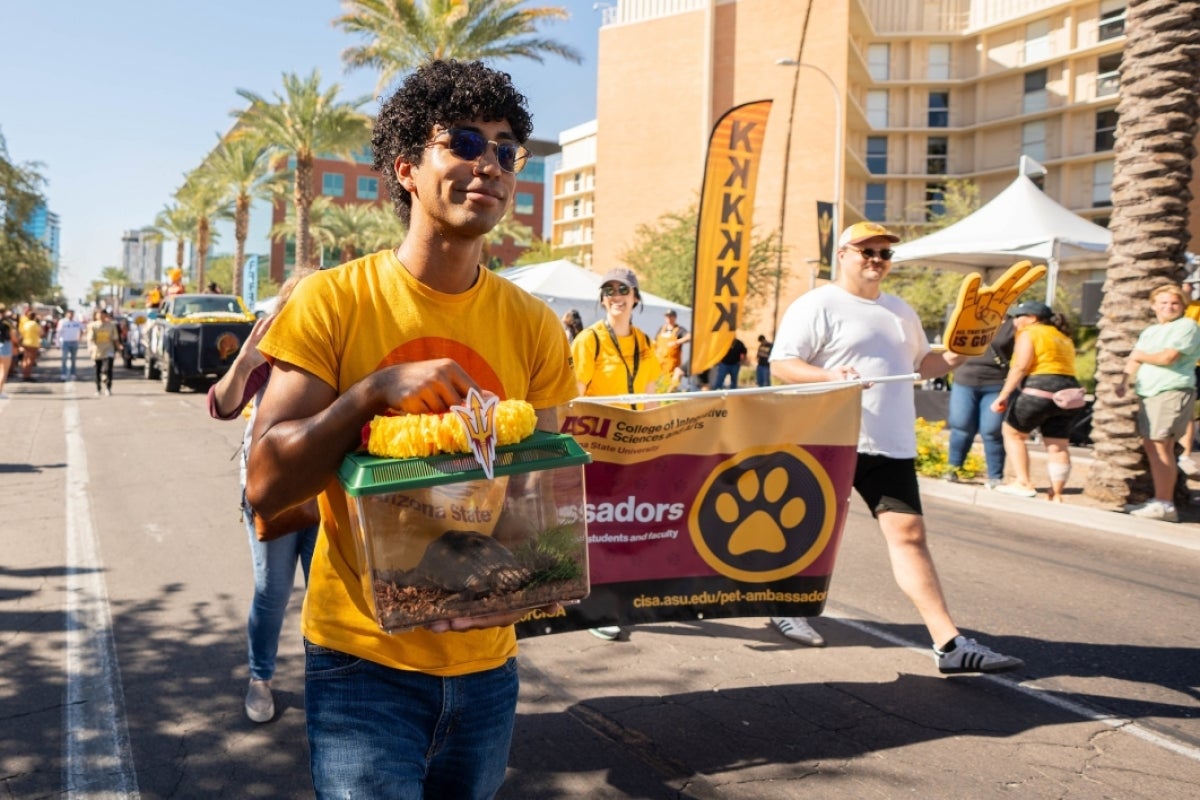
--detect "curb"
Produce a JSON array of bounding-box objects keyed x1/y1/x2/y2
[{"x1": 918, "y1": 477, "x2": 1200, "y2": 552}]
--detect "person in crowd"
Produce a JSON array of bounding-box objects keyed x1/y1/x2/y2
[
  {"x1": 945, "y1": 315, "x2": 1017, "y2": 488},
  {"x1": 0, "y1": 306, "x2": 16, "y2": 399},
  {"x1": 245, "y1": 60, "x2": 577, "y2": 798},
  {"x1": 86, "y1": 308, "x2": 119, "y2": 396},
  {"x1": 18, "y1": 308, "x2": 42, "y2": 381},
  {"x1": 206, "y1": 281, "x2": 221, "y2": 294},
  {"x1": 209, "y1": 269, "x2": 319, "y2": 723},
  {"x1": 571, "y1": 266, "x2": 662, "y2": 641},
  {"x1": 57, "y1": 309, "x2": 85, "y2": 382},
  {"x1": 713, "y1": 336, "x2": 748, "y2": 389},
  {"x1": 561, "y1": 308, "x2": 583, "y2": 342},
  {"x1": 1178, "y1": 276, "x2": 1200, "y2": 474},
  {"x1": 754, "y1": 334, "x2": 773, "y2": 387},
  {"x1": 654, "y1": 308, "x2": 691, "y2": 392},
  {"x1": 769, "y1": 221, "x2": 1024, "y2": 673},
  {"x1": 1115, "y1": 283, "x2": 1200, "y2": 521},
  {"x1": 165, "y1": 268, "x2": 186, "y2": 297},
  {"x1": 990, "y1": 301, "x2": 1082, "y2": 502}
]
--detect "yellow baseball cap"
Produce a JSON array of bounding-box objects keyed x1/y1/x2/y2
[{"x1": 838, "y1": 221, "x2": 900, "y2": 247}]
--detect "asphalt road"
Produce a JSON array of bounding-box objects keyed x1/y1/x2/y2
[{"x1": 2, "y1": 359, "x2": 1199, "y2": 799}]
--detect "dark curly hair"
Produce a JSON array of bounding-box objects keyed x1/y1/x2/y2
[{"x1": 372, "y1": 60, "x2": 533, "y2": 225}]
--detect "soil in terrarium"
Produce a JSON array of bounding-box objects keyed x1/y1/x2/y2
[{"x1": 373, "y1": 525, "x2": 587, "y2": 630}]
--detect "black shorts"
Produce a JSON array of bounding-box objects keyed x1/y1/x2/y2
[
  {"x1": 1005, "y1": 375, "x2": 1081, "y2": 439},
  {"x1": 854, "y1": 453, "x2": 923, "y2": 518}
]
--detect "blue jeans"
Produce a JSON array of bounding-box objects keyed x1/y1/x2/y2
[
  {"x1": 60, "y1": 340, "x2": 78, "y2": 378},
  {"x1": 947, "y1": 381, "x2": 1006, "y2": 480},
  {"x1": 305, "y1": 643, "x2": 518, "y2": 799},
  {"x1": 755, "y1": 364, "x2": 770, "y2": 387},
  {"x1": 714, "y1": 363, "x2": 740, "y2": 389},
  {"x1": 241, "y1": 502, "x2": 318, "y2": 681}
]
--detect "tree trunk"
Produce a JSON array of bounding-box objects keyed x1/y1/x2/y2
[
  {"x1": 1084, "y1": 0, "x2": 1200, "y2": 505},
  {"x1": 175, "y1": 238, "x2": 185, "y2": 272},
  {"x1": 234, "y1": 193, "x2": 250, "y2": 297},
  {"x1": 196, "y1": 218, "x2": 210, "y2": 293},
  {"x1": 295, "y1": 155, "x2": 315, "y2": 270}
]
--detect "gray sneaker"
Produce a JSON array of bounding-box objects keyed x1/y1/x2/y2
[
  {"x1": 1126, "y1": 500, "x2": 1178, "y2": 522},
  {"x1": 245, "y1": 679, "x2": 274, "y2": 723},
  {"x1": 935, "y1": 635, "x2": 1023, "y2": 674},
  {"x1": 771, "y1": 616, "x2": 826, "y2": 647}
]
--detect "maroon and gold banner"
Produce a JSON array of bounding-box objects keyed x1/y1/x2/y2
[
  {"x1": 517, "y1": 388, "x2": 860, "y2": 637},
  {"x1": 689, "y1": 100, "x2": 772, "y2": 377}
]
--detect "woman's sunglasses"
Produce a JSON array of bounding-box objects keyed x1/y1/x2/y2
[
  {"x1": 601, "y1": 284, "x2": 633, "y2": 297},
  {"x1": 845, "y1": 245, "x2": 895, "y2": 260},
  {"x1": 425, "y1": 128, "x2": 530, "y2": 174}
]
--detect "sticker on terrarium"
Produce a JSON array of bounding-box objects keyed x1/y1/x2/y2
[{"x1": 451, "y1": 388, "x2": 499, "y2": 479}]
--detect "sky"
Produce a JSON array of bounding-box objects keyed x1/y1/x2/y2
[{"x1": 0, "y1": 1, "x2": 602, "y2": 305}]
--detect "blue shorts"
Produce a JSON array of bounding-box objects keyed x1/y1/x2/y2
[{"x1": 0, "y1": 342, "x2": 11, "y2": 358}]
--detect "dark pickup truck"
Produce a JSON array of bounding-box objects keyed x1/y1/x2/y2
[{"x1": 143, "y1": 293, "x2": 255, "y2": 392}]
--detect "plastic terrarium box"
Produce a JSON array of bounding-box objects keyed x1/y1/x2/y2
[{"x1": 338, "y1": 431, "x2": 591, "y2": 633}]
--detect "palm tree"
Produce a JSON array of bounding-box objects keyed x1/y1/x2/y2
[
  {"x1": 176, "y1": 171, "x2": 234, "y2": 294},
  {"x1": 195, "y1": 134, "x2": 280, "y2": 297},
  {"x1": 1085, "y1": 0, "x2": 1200, "y2": 506},
  {"x1": 152, "y1": 203, "x2": 197, "y2": 276},
  {"x1": 232, "y1": 71, "x2": 371, "y2": 271},
  {"x1": 317, "y1": 202, "x2": 383, "y2": 263},
  {"x1": 99, "y1": 267, "x2": 130, "y2": 310},
  {"x1": 482, "y1": 207, "x2": 535, "y2": 268},
  {"x1": 335, "y1": 0, "x2": 582, "y2": 96},
  {"x1": 362, "y1": 203, "x2": 409, "y2": 252}
]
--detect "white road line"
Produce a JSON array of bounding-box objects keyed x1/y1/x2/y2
[
  {"x1": 829, "y1": 610, "x2": 1200, "y2": 763},
  {"x1": 64, "y1": 402, "x2": 140, "y2": 798}
]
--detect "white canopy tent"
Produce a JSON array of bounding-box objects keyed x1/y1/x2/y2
[
  {"x1": 497, "y1": 259, "x2": 692, "y2": 337},
  {"x1": 890, "y1": 173, "x2": 1112, "y2": 302}
]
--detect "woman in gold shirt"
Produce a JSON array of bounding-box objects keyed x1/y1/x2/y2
[{"x1": 990, "y1": 301, "x2": 1082, "y2": 501}]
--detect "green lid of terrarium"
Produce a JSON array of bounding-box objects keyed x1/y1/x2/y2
[{"x1": 338, "y1": 430, "x2": 590, "y2": 496}]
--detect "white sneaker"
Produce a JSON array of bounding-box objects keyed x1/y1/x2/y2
[
  {"x1": 995, "y1": 483, "x2": 1037, "y2": 498},
  {"x1": 771, "y1": 617, "x2": 825, "y2": 647},
  {"x1": 589, "y1": 626, "x2": 622, "y2": 641},
  {"x1": 103, "y1": 387, "x2": 112, "y2": 396},
  {"x1": 0, "y1": 392, "x2": 9, "y2": 400},
  {"x1": 1178, "y1": 456, "x2": 1200, "y2": 478},
  {"x1": 1126, "y1": 500, "x2": 1178, "y2": 522},
  {"x1": 245, "y1": 679, "x2": 274, "y2": 723}
]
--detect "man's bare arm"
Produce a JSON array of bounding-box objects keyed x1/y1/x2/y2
[
  {"x1": 246, "y1": 357, "x2": 479, "y2": 518},
  {"x1": 771, "y1": 357, "x2": 859, "y2": 385}
]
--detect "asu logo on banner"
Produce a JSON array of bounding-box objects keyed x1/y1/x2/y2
[
  {"x1": 689, "y1": 100, "x2": 772, "y2": 377},
  {"x1": 517, "y1": 388, "x2": 861, "y2": 638}
]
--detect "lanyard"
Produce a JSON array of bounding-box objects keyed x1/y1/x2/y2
[{"x1": 604, "y1": 322, "x2": 639, "y2": 394}]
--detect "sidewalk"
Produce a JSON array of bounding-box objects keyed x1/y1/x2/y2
[{"x1": 920, "y1": 443, "x2": 1200, "y2": 552}]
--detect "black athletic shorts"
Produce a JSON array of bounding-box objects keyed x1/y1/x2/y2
[
  {"x1": 854, "y1": 453, "x2": 923, "y2": 518},
  {"x1": 1005, "y1": 374, "x2": 1081, "y2": 439}
]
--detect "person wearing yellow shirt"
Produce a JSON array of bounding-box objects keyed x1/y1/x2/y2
[
  {"x1": 653, "y1": 308, "x2": 690, "y2": 391},
  {"x1": 18, "y1": 309, "x2": 42, "y2": 381},
  {"x1": 991, "y1": 301, "x2": 1083, "y2": 501},
  {"x1": 245, "y1": 61, "x2": 576, "y2": 798}
]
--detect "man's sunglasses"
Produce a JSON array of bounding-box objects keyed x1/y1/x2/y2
[
  {"x1": 425, "y1": 128, "x2": 530, "y2": 174},
  {"x1": 601, "y1": 284, "x2": 633, "y2": 297},
  {"x1": 845, "y1": 245, "x2": 895, "y2": 260}
]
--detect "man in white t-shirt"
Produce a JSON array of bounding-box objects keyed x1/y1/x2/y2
[
  {"x1": 56, "y1": 309, "x2": 85, "y2": 381},
  {"x1": 767, "y1": 221, "x2": 1024, "y2": 675}
]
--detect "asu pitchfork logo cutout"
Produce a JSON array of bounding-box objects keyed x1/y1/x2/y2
[
  {"x1": 452, "y1": 388, "x2": 498, "y2": 479},
  {"x1": 689, "y1": 445, "x2": 837, "y2": 582}
]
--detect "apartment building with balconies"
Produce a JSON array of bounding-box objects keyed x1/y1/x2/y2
[{"x1": 551, "y1": 120, "x2": 598, "y2": 269}]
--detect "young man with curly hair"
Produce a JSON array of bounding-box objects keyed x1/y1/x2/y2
[{"x1": 246, "y1": 60, "x2": 576, "y2": 798}]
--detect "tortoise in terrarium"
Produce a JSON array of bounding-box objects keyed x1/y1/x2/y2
[{"x1": 409, "y1": 530, "x2": 531, "y2": 600}]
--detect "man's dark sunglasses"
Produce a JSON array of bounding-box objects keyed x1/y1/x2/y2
[
  {"x1": 845, "y1": 245, "x2": 895, "y2": 260},
  {"x1": 601, "y1": 284, "x2": 632, "y2": 297},
  {"x1": 426, "y1": 128, "x2": 529, "y2": 174}
]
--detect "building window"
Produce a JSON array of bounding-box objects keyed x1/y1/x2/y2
[
  {"x1": 572, "y1": 172, "x2": 582, "y2": 192},
  {"x1": 1025, "y1": 18, "x2": 1051, "y2": 63},
  {"x1": 520, "y1": 159, "x2": 544, "y2": 183},
  {"x1": 1097, "y1": 52, "x2": 1121, "y2": 98},
  {"x1": 867, "y1": 90, "x2": 889, "y2": 128},
  {"x1": 322, "y1": 172, "x2": 345, "y2": 197},
  {"x1": 1093, "y1": 160, "x2": 1114, "y2": 206},
  {"x1": 928, "y1": 92, "x2": 949, "y2": 127},
  {"x1": 1095, "y1": 108, "x2": 1118, "y2": 151},
  {"x1": 928, "y1": 43, "x2": 950, "y2": 80},
  {"x1": 866, "y1": 136, "x2": 888, "y2": 174},
  {"x1": 1023, "y1": 69, "x2": 1048, "y2": 114},
  {"x1": 514, "y1": 192, "x2": 534, "y2": 215},
  {"x1": 357, "y1": 176, "x2": 378, "y2": 200},
  {"x1": 572, "y1": 198, "x2": 581, "y2": 218},
  {"x1": 1099, "y1": 1, "x2": 1126, "y2": 41},
  {"x1": 867, "y1": 43, "x2": 890, "y2": 81},
  {"x1": 865, "y1": 183, "x2": 886, "y2": 221},
  {"x1": 925, "y1": 183, "x2": 946, "y2": 221},
  {"x1": 1022, "y1": 121, "x2": 1047, "y2": 162},
  {"x1": 926, "y1": 137, "x2": 948, "y2": 175}
]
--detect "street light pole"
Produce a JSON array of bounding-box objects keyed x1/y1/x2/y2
[{"x1": 775, "y1": 58, "x2": 844, "y2": 290}]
